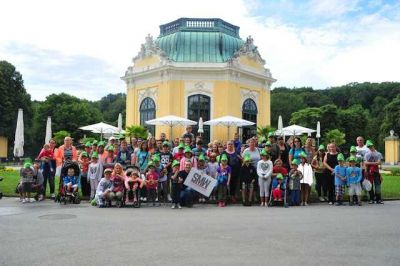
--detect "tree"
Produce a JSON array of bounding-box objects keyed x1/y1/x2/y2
[
  {"x1": 256, "y1": 126, "x2": 276, "y2": 143},
  {"x1": 337, "y1": 105, "x2": 368, "y2": 150},
  {"x1": 125, "y1": 125, "x2": 148, "y2": 143},
  {"x1": 96, "y1": 93, "x2": 126, "y2": 127},
  {"x1": 0, "y1": 61, "x2": 33, "y2": 158},
  {"x1": 381, "y1": 95, "x2": 400, "y2": 137},
  {"x1": 271, "y1": 92, "x2": 306, "y2": 127},
  {"x1": 53, "y1": 130, "x2": 70, "y2": 145},
  {"x1": 290, "y1": 107, "x2": 322, "y2": 128},
  {"x1": 324, "y1": 129, "x2": 346, "y2": 147}
]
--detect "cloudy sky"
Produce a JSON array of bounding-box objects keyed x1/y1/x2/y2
[{"x1": 0, "y1": 0, "x2": 399, "y2": 100}]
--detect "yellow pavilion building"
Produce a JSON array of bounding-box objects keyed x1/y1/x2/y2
[{"x1": 122, "y1": 18, "x2": 276, "y2": 142}]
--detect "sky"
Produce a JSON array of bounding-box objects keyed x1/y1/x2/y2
[{"x1": 0, "y1": 0, "x2": 399, "y2": 101}]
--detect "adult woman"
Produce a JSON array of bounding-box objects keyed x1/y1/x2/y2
[
  {"x1": 304, "y1": 137, "x2": 315, "y2": 164},
  {"x1": 220, "y1": 140, "x2": 242, "y2": 203},
  {"x1": 242, "y1": 138, "x2": 260, "y2": 169},
  {"x1": 312, "y1": 145, "x2": 327, "y2": 202},
  {"x1": 277, "y1": 136, "x2": 290, "y2": 171},
  {"x1": 55, "y1": 136, "x2": 77, "y2": 173},
  {"x1": 148, "y1": 137, "x2": 156, "y2": 154},
  {"x1": 207, "y1": 143, "x2": 219, "y2": 158},
  {"x1": 136, "y1": 141, "x2": 151, "y2": 174},
  {"x1": 288, "y1": 137, "x2": 304, "y2": 168},
  {"x1": 323, "y1": 143, "x2": 339, "y2": 205},
  {"x1": 42, "y1": 139, "x2": 57, "y2": 198}
]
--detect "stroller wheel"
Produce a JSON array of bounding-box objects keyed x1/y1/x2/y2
[
  {"x1": 74, "y1": 197, "x2": 81, "y2": 204},
  {"x1": 133, "y1": 201, "x2": 140, "y2": 208},
  {"x1": 116, "y1": 200, "x2": 123, "y2": 208}
]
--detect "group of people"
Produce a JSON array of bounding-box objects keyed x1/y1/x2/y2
[{"x1": 18, "y1": 125, "x2": 384, "y2": 208}]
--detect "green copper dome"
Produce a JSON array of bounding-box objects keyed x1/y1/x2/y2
[{"x1": 156, "y1": 18, "x2": 244, "y2": 63}]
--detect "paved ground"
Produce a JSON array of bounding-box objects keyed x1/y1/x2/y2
[{"x1": 0, "y1": 198, "x2": 399, "y2": 266}]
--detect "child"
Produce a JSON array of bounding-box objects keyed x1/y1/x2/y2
[
  {"x1": 146, "y1": 161, "x2": 158, "y2": 206},
  {"x1": 257, "y1": 150, "x2": 273, "y2": 207},
  {"x1": 272, "y1": 173, "x2": 284, "y2": 201},
  {"x1": 110, "y1": 163, "x2": 125, "y2": 204},
  {"x1": 239, "y1": 154, "x2": 257, "y2": 206},
  {"x1": 197, "y1": 154, "x2": 208, "y2": 203},
  {"x1": 334, "y1": 153, "x2": 347, "y2": 206},
  {"x1": 95, "y1": 168, "x2": 113, "y2": 208},
  {"x1": 347, "y1": 156, "x2": 362, "y2": 206},
  {"x1": 216, "y1": 154, "x2": 231, "y2": 207},
  {"x1": 173, "y1": 143, "x2": 186, "y2": 162},
  {"x1": 288, "y1": 159, "x2": 303, "y2": 206},
  {"x1": 125, "y1": 170, "x2": 143, "y2": 204},
  {"x1": 79, "y1": 151, "x2": 90, "y2": 198},
  {"x1": 206, "y1": 152, "x2": 219, "y2": 202},
  {"x1": 36, "y1": 143, "x2": 54, "y2": 172},
  {"x1": 298, "y1": 151, "x2": 313, "y2": 206},
  {"x1": 179, "y1": 146, "x2": 197, "y2": 170},
  {"x1": 19, "y1": 162, "x2": 35, "y2": 203},
  {"x1": 170, "y1": 160, "x2": 182, "y2": 209},
  {"x1": 153, "y1": 155, "x2": 168, "y2": 205},
  {"x1": 87, "y1": 152, "x2": 103, "y2": 200},
  {"x1": 63, "y1": 167, "x2": 79, "y2": 196}
]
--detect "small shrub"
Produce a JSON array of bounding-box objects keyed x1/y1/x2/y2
[{"x1": 390, "y1": 168, "x2": 400, "y2": 176}]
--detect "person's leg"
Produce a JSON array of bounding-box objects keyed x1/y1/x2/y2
[
  {"x1": 328, "y1": 175, "x2": 335, "y2": 203},
  {"x1": 315, "y1": 172, "x2": 322, "y2": 198},
  {"x1": 89, "y1": 179, "x2": 96, "y2": 200},
  {"x1": 300, "y1": 184, "x2": 305, "y2": 205},
  {"x1": 241, "y1": 182, "x2": 246, "y2": 204},
  {"x1": 42, "y1": 169, "x2": 49, "y2": 197},
  {"x1": 322, "y1": 172, "x2": 328, "y2": 198},
  {"x1": 304, "y1": 185, "x2": 310, "y2": 204},
  {"x1": 265, "y1": 178, "x2": 271, "y2": 204},
  {"x1": 249, "y1": 183, "x2": 254, "y2": 204},
  {"x1": 374, "y1": 173, "x2": 383, "y2": 203},
  {"x1": 258, "y1": 178, "x2": 265, "y2": 206}
]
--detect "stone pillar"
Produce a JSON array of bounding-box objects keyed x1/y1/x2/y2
[{"x1": 384, "y1": 130, "x2": 399, "y2": 165}]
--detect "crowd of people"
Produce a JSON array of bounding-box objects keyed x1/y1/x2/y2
[{"x1": 17, "y1": 125, "x2": 384, "y2": 208}]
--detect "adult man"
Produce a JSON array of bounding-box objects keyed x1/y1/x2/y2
[
  {"x1": 364, "y1": 140, "x2": 383, "y2": 204},
  {"x1": 355, "y1": 136, "x2": 369, "y2": 160},
  {"x1": 116, "y1": 140, "x2": 132, "y2": 167},
  {"x1": 233, "y1": 132, "x2": 242, "y2": 155},
  {"x1": 268, "y1": 132, "x2": 280, "y2": 163},
  {"x1": 178, "y1": 160, "x2": 194, "y2": 207},
  {"x1": 182, "y1": 126, "x2": 195, "y2": 146},
  {"x1": 192, "y1": 140, "x2": 207, "y2": 159}
]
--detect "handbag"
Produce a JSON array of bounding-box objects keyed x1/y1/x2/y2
[{"x1": 362, "y1": 179, "x2": 372, "y2": 192}]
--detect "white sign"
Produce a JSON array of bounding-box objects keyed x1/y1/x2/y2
[{"x1": 183, "y1": 169, "x2": 217, "y2": 197}]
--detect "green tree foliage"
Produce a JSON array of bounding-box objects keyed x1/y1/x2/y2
[
  {"x1": 324, "y1": 129, "x2": 346, "y2": 147},
  {"x1": 96, "y1": 93, "x2": 126, "y2": 127},
  {"x1": 290, "y1": 107, "x2": 322, "y2": 128},
  {"x1": 0, "y1": 61, "x2": 33, "y2": 157},
  {"x1": 256, "y1": 126, "x2": 276, "y2": 143},
  {"x1": 381, "y1": 95, "x2": 400, "y2": 136},
  {"x1": 53, "y1": 130, "x2": 70, "y2": 145},
  {"x1": 125, "y1": 125, "x2": 148, "y2": 143}
]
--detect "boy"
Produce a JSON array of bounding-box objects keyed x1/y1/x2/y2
[
  {"x1": 63, "y1": 167, "x2": 79, "y2": 196},
  {"x1": 347, "y1": 156, "x2": 362, "y2": 206},
  {"x1": 240, "y1": 154, "x2": 257, "y2": 206},
  {"x1": 334, "y1": 153, "x2": 347, "y2": 206},
  {"x1": 272, "y1": 173, "x2": 284, "y2": 202},
  {"x1": 288, "y1": 159, "x2": 302, "y2": 206},
  {"x1": 96, "y1": 168, "x2": 113, "y2": 208}
]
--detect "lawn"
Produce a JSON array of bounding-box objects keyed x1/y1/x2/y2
[{"x1": 1, "y1": 169, "x2": 399, "y2": 200}]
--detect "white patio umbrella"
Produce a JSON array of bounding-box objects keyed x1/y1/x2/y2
[
  {"x1": 275, "y1": 124, "x2": 316, "y2": 136},
  {"x1": 278, "y1": 115, "x2": 283, "y2": 132},
  {"x1": 204, "y1": 115, "x2": 255, "y2": 139},
  {"x1": 117, "y1": 113, "x2": 123, "y2": 132},
  {"x1": 45, "y1": 116, "x2": 52, "y2": 144},
  {"x1": 145, "y1": 115, "x2": 197, "y2": 140},
  {"x1": 80, "y1": 122, "x2": 123, "y2": 140},
  {"x1": 316, "y1": 121, "x2": 321, "y2": 146},
  {"x1": 13, "y1": 108, "x2": 24, "y2": 158},
  {"x1": 198, "y1": 117, "x2": 204, "y2": 134}
]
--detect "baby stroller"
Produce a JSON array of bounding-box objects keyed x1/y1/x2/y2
[
  {"x1": 268, "y1": 175, "x2": 288, "y2": 208},
  {"x1": 123, "y1": 166, "x2": 141, "y2": 208},
  {"x1": 55, "y1": 160, "x2": 81, "y2": 205}
]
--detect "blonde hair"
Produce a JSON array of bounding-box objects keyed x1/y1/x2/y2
[{"x1": 112, "y1": 163, "x2": 125, "y2": 177}]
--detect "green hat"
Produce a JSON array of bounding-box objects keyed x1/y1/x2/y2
[
  {"x1": 268, "y1": 132, "x2": 274, "y2": 138},
  {"x1": 162, "y1": 141, "x2": 170, "y2": 147},
  {"x1": 91, "y1": 152, "x2": 99, "y2": 158},
  {"x1": 244, "y1": 154, "x2": 251, "y2": 162},
  {"x1": 350, "y1": 146, "x2": 357, "y2": 153},
  {"x1": 107, "y1": 146, "x2": 114, "y2": 152},
  {"x1": 318, "y1": 144, "x2": 325, "y2": 151},
  {"x1": 198, "y1": 153, "x2": 205, "y2": 161},
  {"x1": 265, "y1": 141, "x2": 272, "y2": 147},
  {"x1": 85, "y1": 141, "x2": 91, "y2": 147},
  {"x1": 178, "y1": 143, "x2": 185, "y2": 149},
  {"x1": 220, "y1": 153, "x2": 228, "y2": 161},
  {"x1": 81, "y1": 151, "x2": 88, "y2": 157},
  {"x1": 291, "y1": 159, "x2": 300, "y2": 165},
  {"x1": 366, "y1": 140, "x2": 374, "y2": 147},
  {"x1": 172, "y1": 160, "x2": 180, "y2": 168},
  {"x1": 300, "y1": 151, "x2": 308, "y2": 158},
  {"x1": 184, "y1": 146, "x2": 192, "y2": 153},
  {"x1": 337, "y1": 153, "x2": 345, "y2": 161},
  {"x1": 92, "y1": 140, "x2": 98, "y2": 146},
  {"x1": 98, "y1": 141, "x2": 105, "y2": 147},
  {"x1": 348, "y1": 156, "x2": 357, "y2": 162},
  {"x1": 276, "y1": 173, "x2": 284, "y2": 180},
  {"x1": 147, "y1": 161, "x2": 154, "y2": 168},
  {"x1": 24, "y1": 162, "x2": 32, "y2": 168},
  {"x1": 153, "y1": 155, "x2": 160, "y2": 162},
  {"x1": 260, "y1": 149, "x2": 268, "y2": 156}
]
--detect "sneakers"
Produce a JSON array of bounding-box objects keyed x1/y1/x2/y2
[
  {"x1": 369, "y1": 200, "x2": 375, "y2": 204},
  {"x1": 29, "y1": 198, "x2": 36, "y2": 203},
  {"x1": 51, "y1": 193, "x2": 56, "y2": 199},
  {"x1": 167, "y1": 194, "x2": 172, "y2": 202},
  {"x1": 22, "y1": 198, "x2": 28, "y2": 203},
  {"x1": 319, "y1": 196, "x2": 325, "y2": 202},
  {"x1": 376, "y1": 200, "x2": 384, "y2": 204},
  {"x1": 335, "y1": 202, "x2": 340, "y2": 206},
  {"x1": 328, "y1": 202, "x2": 333, "y2": 205},
  {"x1": 304, "y1": 202, "x2": 308, "y2": 206},
  {"x1": 177, "y1": 203, "x2": 182, "y2": 209},
  {"x1": 171, "y1": 204, "x2": 176, "y2": 209}
]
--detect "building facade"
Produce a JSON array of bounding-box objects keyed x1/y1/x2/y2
[{"x1": 122, "y1": 18, "x2": 276, "y2": 142}]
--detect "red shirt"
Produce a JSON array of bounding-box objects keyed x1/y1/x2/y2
[
  {"x1": 146, "y1": 172, "x2": 158, "y2": 189},
  {"x1": 273, "y1": 166, "x2": 288, "y2": 176},
  {"x1": 37, "y1": 149, "x2": 54, "y2": 160},
  {"x1": 111, "y1": 174, "x2": 125, "y2": 192},
  {"x1": 173, "y1": 152, "x2": 185, "y2": 161}
]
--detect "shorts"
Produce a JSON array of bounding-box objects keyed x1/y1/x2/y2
[
  {"x1": 335, "y1": 185, "x2": 345, "y2": 196},
  {"x1": 241, "y1": 182, "x2": 254, "y2": 191},
  {"x1": 21, "y1": 182, "x2": 32, "y2": 193},
  {"x1": 348, "y1": 183, "x2": 362, "y2": 196}
]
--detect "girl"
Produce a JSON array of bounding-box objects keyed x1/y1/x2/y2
[
  {"x1": 206, "y1": 153, "x2": 219, "y2": 201},
  {"x1": 240, "y1": 154, "x2": 257, "y2": 206},
  {"x1": 179, "y1": 146, "x2": 197, "y2": 171},
  {"x1": 110, "y1": 163, "x2": 125, "y2": 204},
  {"x1": 298, "y1": 151, "x2": 313, "y2": 206},
  {"x1": 312, "y1": 145, "x2": 327, "y2": 202},
  {"x1": 125, "y1": 169, "x2": 144, "y2": 204},
  {"x1": 257, "y1": 150, "x2": 273, "y2": 207},
  {"x1": 146, "y1": 162, "x2": 158, "y2": 206},
  {"x1": 78, "y1": 151, "x2": 90, "y2": 198},
  {"x1": 216, "y1": 154, "x2": 231, "y2": 207},
  {"x1": 87, "y1": 152, "x2": 103, "y2": 200}
]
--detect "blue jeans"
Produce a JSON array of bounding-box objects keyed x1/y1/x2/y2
[
  {"x1": 180, "y1": 187, "x2": 194, "y2": 207},
  {"x1": 291, "y1": 190, "x2": 300, "y2": 205}
]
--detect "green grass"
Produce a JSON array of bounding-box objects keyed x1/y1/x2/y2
[{"x1": 1, "y1": 169, "x2": 400, "y2": 200}]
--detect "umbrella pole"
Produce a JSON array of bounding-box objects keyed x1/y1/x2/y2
[
  {"x1": 169, "y1": 125, "x2": 173, "y2": 142},
  {"x1": 227, "y1": 126, "x2": 230, "y2": 140}
]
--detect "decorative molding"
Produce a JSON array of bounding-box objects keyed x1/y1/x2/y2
[
  {"x1": 230, "y1": 35, "x2": 266, "y2": 65},
  {"x1": 138, "y1": 87, "x2": 158, "y2": 110},
  {"x1": 240, "y1": 88, "x2": 259, "y2": 106},
  {"x1": 185, "y1": 81, "x2": 213, "y2": 95},
  {"x1": 133, "y1": 34, "x2": 169, "y2": 63}
]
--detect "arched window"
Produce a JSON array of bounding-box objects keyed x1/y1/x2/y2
[
  {"x1": 188, "y1": 94, "x2": 211, "y2": 143},
  {"x1": 242, "y1": 98, "x2": 258, "y2": 141},
  {"x1": 140, "y1": 97, "x2": 156, "y2": 136}
]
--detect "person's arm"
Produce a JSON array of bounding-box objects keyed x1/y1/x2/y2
[
  {"x1": 227, "y1": 172, "x2": 231, "y2": 186},
  {"x1": 256, "y1": 161, "x2": 264, "y2": 177},
  {"x1": 323, "y1": 153, "x2": 333, "y2": 173},
  {"x1": 266, "y1": 161, "x2": 273, "y2": 178}
]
